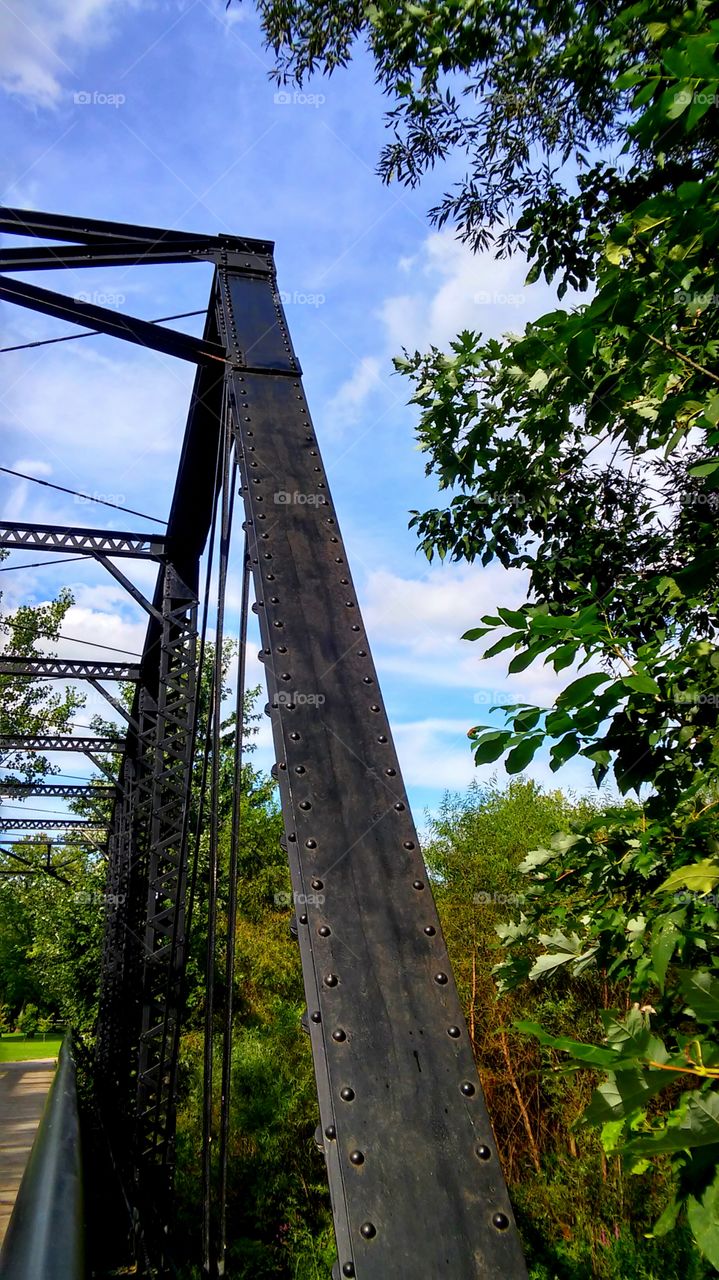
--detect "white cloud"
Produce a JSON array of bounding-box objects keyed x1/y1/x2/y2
[
  {"x1": 331, "y1": 227, "x2": 583, "y2": 422},
  {"x1": 0, "y1": 0, "x2": 138, "y2": 105},
  {"x1": 12, "y1": 458, "x2": 53, "y2": 477}
]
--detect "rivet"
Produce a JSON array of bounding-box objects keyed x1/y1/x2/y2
[
  {"x1": 370, "y1": 705, "x2": 380, "y2": 713},
  {"x1": 340, "y1": 1087, "x2": 355, "y2": 1102},
  {"x1": 332, "y1": 1028, "x2": 346, "y2": 1042},
  {"x1": 318, "y1": 925, "x2": 331, "y2": 937},
  {"x1": 413, "y1": 880, "x2": 424, "y2": 890},
  {"x1": 362, "y1": 676, "x2": 372, "y2": 684},
  {"x1": 424, "y1": 925, "x2": 436, "y2": 936},
  {"x1": 310, "y1": 1010, "x2": 322, "y2": 1023},
  {"x1": 326, "y1": 517, "x2": 335, "y2": 525},
  {"x1": 288, "y1": 833, "x2": 297, "y2": 842},
  {"x1": 349, "y1": 1150, "x2": 364, "y2": 1166},
  {"x1": 273, "y1": 621, "x2": 283, "y2": 628},
  {"x1": 299, "y1": 914, "x2": 308, "y2": 925},
  {"x1": 290, "y1": 732, "x2": 301, "y2": 741},
  {"x1": 280, "y1": 673, "x2": 292, "y2": 681},
  {"x1": 385, "y1": 768, "x2": 396, "y2": 776},
  {"x1": 306, "y1": 839, "x2": 317, "y2": 849},
  {"x1": 311, "y1": 878, "x2": 323, "y2": 890},
  {"x1": 330, "y1": 536, "x2": 339, "y2": 543},
  {"x1": 270, "y1": 595, "x2": 279, "y2": 602},
  {"x1": 345, "y1": 601, "x2": 354, "y2": 608},
  {"x1": 360, "y1": 1222, "x2": 376, "y2": 1240},
  {"x1": 377, "y1": 735, "x2": 387, "y2": 743},
  {"x1": 448, "y1": 1026, "x2": 461, "y2": 1037},
  {"x1": 295, "y1": 765, "x2": 306, "y2": 774},
  {"x1": 394, "y1": 803, "x2": 405, "y2": 811},
  {"x1": 492, "y1": 1212, "x2": 509, "y2": 1231},
  {"x1": 342, "y1": 1266, "x2": 355, "y2": 1278},
  {"x1": 264, "y1": 553, "x2": 272, "y2": 559},
  {"x1": 325, "y1": 1125, "x2": 336, "y2": 1140},
  {"x1": 403, "y1": 841, "x2": 415, "y2": 850},
  {"x1": 340, "y1": 577, "x2": 349, "y2": 585},
  {"x1": 477, "y1": 1144, "x2": 492, "y2": 1160},
  {"x1": 279, "y1": 762, "x2": 287, "y2": 771},
  {"x1": 434, "y1": 973, "x2": 448, "y2": 985},
  {"x1": 357, "y1": 650, "x2": 366, "y2": 656},
  {"x1": 461, "y1": 1082, "x2": 476, "y2": 1097},
  {"x1": 334, "y1": 557, "x2": 343, "y2": 563},
  {"x1": 324, "y1": 973, "x2": 338, "y2": 987},
  {"x1": 299, "y1": 800, "x2": 311, "y2": 811},
  {"x1": 277, "y1": 645, "x2": 288, "y2": 653},
  {"x1": 266, "y1": 573, "x2": 274, "y2": 580}
]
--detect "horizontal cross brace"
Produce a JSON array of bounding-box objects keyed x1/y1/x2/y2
[
  {"x1": 0, "y1": 818, "x2": 104, "y2": 831},
  {"x1": 0, "y1": 783, "x2": 114, "y2": 798},
  {"x1": 0, "y1": 658, "x2": 140, "y2": 680},
  {"x1": 0, "y1": 275, "x2": 227, "y2": 367},
  {"x1": 0, "y1": 522, "x2": 166, "y2": 558},
  {"x1": 0, "y1": 736, "x2": 122, "y2": 753}
]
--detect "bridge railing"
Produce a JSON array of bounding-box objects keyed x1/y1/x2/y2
[{"x1": 0, "y1": 1035, "x2": 84, "y2": 1280}]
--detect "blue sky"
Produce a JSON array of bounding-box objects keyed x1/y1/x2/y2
[{"x1": 0, "y1": 0, "x2": 599, "y2": 828}]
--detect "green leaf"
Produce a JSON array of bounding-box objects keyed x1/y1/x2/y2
[
  {"x1": 689, "y1": 459, "x2": 719, "y2": 477},
  {"x1": 687, "y1": 1166, "x2": 719, "y2": 1269},
  {"x1": 678, "y1": 970, "x2": 719, "y2": 1023},
  {"x1": 558, "y1": 672, "x2": 612, "y2": 707},
  {"x1": 651, "y1": 923, "x2": 679, "y2": 992},
  {"x1": 550, "y1": 733, "x2": 580, "y2": 770},
  {"x1": 657, "y1": 861, "x2": 719, "y2": 895},
  {"x1": 505, "y1": 735, "x2": 543, "y2": 774},
  {"x1": 472, "y1": 731, "x2": 511, "y2": 764},
  {"x1": 622, "y1": 671, "x2": 661, "y2": 695},
  {"x1": 622, "y1": 1091, "x2": 719, "y2": 1155},
  {"x1": 516, "y1": 1020, "x2": 618, "y2": 1066}
]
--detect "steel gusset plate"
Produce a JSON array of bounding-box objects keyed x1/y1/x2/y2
[{"x1": 221, "y1": 269, "x2": 527, "y2": 1279}]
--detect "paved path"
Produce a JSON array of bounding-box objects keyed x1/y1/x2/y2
[{"x1": 0, "y1": 1059, "x2": 56, "y2": 1247}]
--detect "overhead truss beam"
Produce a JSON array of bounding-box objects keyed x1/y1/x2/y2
[
  {"x1": 0, "y1": 783, "x2": 114, "y2": 798},
  {"x1": 0, "y1": 658, "x2": 140, "y2": 681},
  {"x1": 0, "y1": 522, "x2": 166, "y2": 559},
  {"x1": 0, "y1": 735, "x2": 121, "y2": 753}
]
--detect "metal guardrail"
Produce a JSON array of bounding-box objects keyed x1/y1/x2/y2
[{"x1": 0, "y1": 1035, "x2": 84, "y2": 1279}]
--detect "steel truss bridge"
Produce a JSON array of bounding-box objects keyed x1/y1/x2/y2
[{"x1": 0, "y1": 207, "x2": 527, "y2": 1279}]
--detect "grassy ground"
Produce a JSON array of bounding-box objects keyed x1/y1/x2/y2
[{"x1": 0, "y1": 1034, "x2": 63, "y2": 1062}]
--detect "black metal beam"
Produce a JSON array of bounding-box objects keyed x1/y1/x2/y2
[
  {"x1": 0, "y1": 276, "x2": 227, "y2": 367},
  {"x1": 0, "y1": 783, "x2": 114, "y2": 798},
  {"x1": 0, "y1": 205, "x2": 272, "y2": 254},
  {"x1": 221, "y1": 265, "x2": 527, "y2": 1278},
  {"x1": 0, "y1": 736, "x2": 121, "y2": 753},
  {"x1": 0, "y1": 658, "x2": 140, "y2": 681},
  {"x1": 0, "y1": 522, "x2": 166, "y2": 559},
  {"x1": 0, "y1": 242, "x2": 216, "y2": 271},
  {"x1": 0, "y1": 820, "x2": 102, "y2": 832}
]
